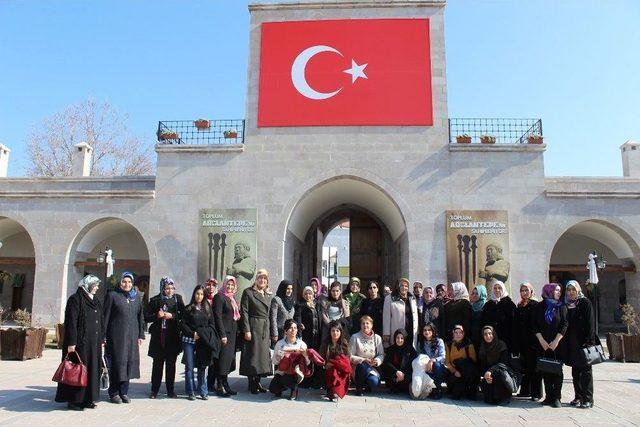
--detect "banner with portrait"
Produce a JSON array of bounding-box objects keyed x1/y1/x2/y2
[
  {"x1": 198, "y1": 209, "x2": 257, "y2": 300},
  {"x1": 445, "y1": 210, "x2": 510, "y2": 294}
]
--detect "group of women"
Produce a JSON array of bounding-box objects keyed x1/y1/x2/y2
[{"x1": 55, "y1": 271, "x2": 598, "y2": 411}]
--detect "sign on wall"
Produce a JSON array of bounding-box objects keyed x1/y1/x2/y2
[
  {"x1": 198, "y1": 209, "x2": 257, "y2": 300},
  {"x1": 445, "y1": 210, "x2": 511, "y2": 293},
  {"x1": 258, "y1": 19, "x2": 433, "y2": 127}
]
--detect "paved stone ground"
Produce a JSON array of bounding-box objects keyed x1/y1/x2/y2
[{"x1": 1, "y1": 341, "x2": 639, "y2": 426}]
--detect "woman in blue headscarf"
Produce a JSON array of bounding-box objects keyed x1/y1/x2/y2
[
  {"x1": 144, "y1": 276, "x2": 185, "y2": 399},
  {"x1": 469, "y1": 284, "x2": 487, "y2": 349},
  {"x1": 103, "y1": 272, "x2": 145, "y2": 404}
]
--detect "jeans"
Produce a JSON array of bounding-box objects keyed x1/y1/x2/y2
[
  {"x1": 426, "y1": 361, "x2": 447, "y2": 388},
  {"x1": 183, "y1": 342, "x2": 207, "y2": 397},
  {"x1": 354, "y1": 362, "x2": 381, "y2": 389}
]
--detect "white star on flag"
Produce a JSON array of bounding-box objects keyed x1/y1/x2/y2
[{"x1": 344, "y1": 59, "x2": 368, "y2": 83}]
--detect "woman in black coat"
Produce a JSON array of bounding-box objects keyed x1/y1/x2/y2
[
  {"x1": 213, "y1": 276, "x2": 240, "y2": 397},
  {"x1": 103, "y1": 272, "x2": 145, "y2": 404},
  {"x1": 422, "y1": 286, "x2": 446, "y2": 340},
  {"x1": 55, "y1": 275, "x2": 103, "y2": 411},
  {"x1": 360, "y1": 281, "x2": 384, "y2": 336},
  {"x1": 181, "y1": 285, "x2": 218, "y2": 400},
  {"x1": 565, "y1": 280, "x2": 596, "y2": 409},
  {"x1": 444, "y1": 282, "x2": 472, "y2": 341},
  {"x1": 481, "y1": 281, "x2": 516, "y2": 352},
  {"x1": 295, "y1": 285, "x2": 322, "y2": 350},
  {"x1": 514, "y1": 282, "x2": 542, "y2": 400},
  {"x1": 479, "y1": 326, "x2": 513, "y2": 405},
  {"x1": 534, "y1": 283, "x2": 568, "y2": 409},
  {"x1": 382, "y1": 329, "x2": 417, "y2": 393},
  {"x1": 240, "y1": 269, "x2": 274, "y2": 394},
  {"x1": 144, "y1": 276, "x2": 184, "y2": 399}
]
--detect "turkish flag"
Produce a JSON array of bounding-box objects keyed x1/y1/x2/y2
[{"x1": 257, "y1": 19, "x2": 433, "y2": 127}]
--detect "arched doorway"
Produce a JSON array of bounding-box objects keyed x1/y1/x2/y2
[
  {"x1": 549, "y1": 219, "x2": 639, "y2": 330},
  {"x1": 65, "y1": 218, "x2": 151, "y2": 304},
  {"x1": 0, "y1": 217, "x2": 36, "y2": 312},
  {"x1": 284, "y1": 177, "x2": 407, "y2": 290}
]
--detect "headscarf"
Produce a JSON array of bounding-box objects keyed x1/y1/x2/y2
[
  {"x1": 392, "y1": 278, "x2": 411, "y2": 301},
  {"x1": 309, "y1": 277, "x2": 322, "y2": 298},
  {"x1": 542, "y1": 283, "x2": 562, "y2": 325},
  {"x1": 479, "y1": 325, "x2": 507, "y2": 367},
  {"x1": 435, "y1": 283, "x2": 452, "y2": 303},
  {"x1": 423, "y1": 286, "x2": 435, "y2": 304},
  {"x1": 220, "y1": 275, "x2": 240, "y2": 320},
  {"x1": 302, "y1": 285, "x2": 316, "y2": 308},
  {"x1": 489, "y1": 280, "x2": 508, "y2": 302},
  {"x1": 564, "y1": 280, "x2": 585, "y2": 309},
  {"x1": 518, "y1": 282, "x2": 536, "y2": 307},
  {"x1": 160, "y1": 276, "x2": 176, "y2": 300},
  {"x1": 78, "y1": 275, "x2": 100, "y2": 298},
  {"x1": 118, "y1": 271, "x2": 137, "y2": 301},
  {"x1": 451, "y1": 282, "x2": 469, "y2": 301},
  {"x1": 276, "y1": 279, "x2": 295, "y2": 312},
  {"x1": 452, "y1": 324, "x2": 470, "y2": 350},
  {"x1": 471, "y1": 284, "x2": 487, "y2": 312}
]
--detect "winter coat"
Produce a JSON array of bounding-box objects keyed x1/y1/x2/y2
[
  {"x1": 565, "y1": 298, "x2": 596, "y2": 367},
  {"x1": 144, "y1": 293, "x2": 185, "y2": 359},
  {"x1": 481, "y1": 297, "x2": 516, "y2": 351},
  {"x1": 270, "y1": 295, "x2": 295, "y2": 339},
  {"x1": 103, "y1": 290, "x2": 145, "y2": 382},
  {"x1": 382, "y1": 294, "x2": 419, "y2": 349},
  {"x1": 361, "y1": 297, "x2": 384, "y2": 336},
  {"x1": 181, "y1": 305, "x2": 218, "y2": 368},
  {"x1": 295, "y1": 302, "x2": 321, "y2": 350},
  {"x1": 533, "y1": 301, "x2": 568, "y2": 362},
  {"x1": 239, "y1": 287, "x2": 274, "y2": 376},
  {"x1": 213, "y1": 293, "x2": 238, "y2": 375},
  {"x1": 444, "y1": 299, "x2": 472, "y2": 342}
]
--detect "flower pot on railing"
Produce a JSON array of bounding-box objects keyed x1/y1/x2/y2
[
  {"x1": 159, "y1": 131, "x2": 179, "y2": 141},
  {"x1": 527, "y1": 135, "x2": 544, "y2": 144},
  {"x1": 0, "y1": 327, "x2": 48, "y2": 360},
  {"x1": 480, "y1": 135, "x2": 496, "y2": 144},
  {"x1": 223, "y1": 130, "x2": 238, "y2": 139},
  {"x1": 194, "y1": 119, "x2": 210, "y2": 130},
  {"x1": 456, "y1": 135, "x2": 472, "y2": 144}
]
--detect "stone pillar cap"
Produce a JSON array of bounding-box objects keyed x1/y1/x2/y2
[
  {"x1": 0, "y1": 144, "x2": 10, "y2": 153},
  {"x1": 620, "y1": 140, "x2": 640, "y2": 149},
  {"x1": 74, "y1": 142, "x2": 93, "y2": 151}
]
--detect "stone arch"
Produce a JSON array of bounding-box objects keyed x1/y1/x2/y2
[{"x1": 0, "y1": 216, "x2": 37, "y2": 312}]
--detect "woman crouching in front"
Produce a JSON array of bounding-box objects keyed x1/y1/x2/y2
[
  {"x1": 349, "y1": 315, "x2": 385, "y2": 396},
  {"x1": 269, "y1": 319, "x2": 310, "y2": 400}
]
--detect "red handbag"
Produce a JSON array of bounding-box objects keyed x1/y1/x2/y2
[{"x1": 52, "y1": 351, "x2": 88, "y2": 387}]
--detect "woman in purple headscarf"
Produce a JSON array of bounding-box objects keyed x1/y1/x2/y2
[{"x1": 533, "y1": 283, "x2": 568, "y2": 408}]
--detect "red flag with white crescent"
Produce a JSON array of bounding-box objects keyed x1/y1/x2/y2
[{"x1": 257, "y1": 19, "x2": 433, "y2": 127}]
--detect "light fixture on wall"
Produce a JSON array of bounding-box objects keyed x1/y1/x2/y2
[
  {"x1": 592, "y1": 250, "x2": 607, "y2": 270},
  {"x1": 0, "y1": 241, "x2": 3, "y2": 250}
]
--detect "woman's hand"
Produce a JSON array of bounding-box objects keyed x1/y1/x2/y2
[
  {"x1": 157, "y1": 310, "x2": 165, "y2": 319},
  {"x1": 539, "y1": 339, "x2": 549, "y2": 351},
  {"x1": 271, "y1": 336, "x2": 278, "y2": 343},
  {"x1": 244, "y1": 332, "x2": 252, "y2": 341},
  {"x1": 370, "y1": 358, "x2": 379, "y2": 367},
  {"x1": 163, "y1": 312, "x2": 173, "y2": 320},
  {"x1": 425, "y1": 359, "x2": 434, "y2": 373},
  {"x1": 138, "y1": 339, "x2": 143, "y2": 346},
  {"x1": 548, "y1": 339, "x2": 559, "y2": 351},
  {"x1": 67, "y1": 345, "x2": 76, "y2": 353},
  {"x1": 194, "y1": 332, "x2": 200, "y2": 341},
  {"x1": 395, "y1": 371, "x2": 404, "y2": 382},
  {"x1": 221, "y1": 337, "x2": 228, "y2": 345},
  {"x1": 483, "y1": 371, "x2": 492, "y2": 384},
  {"x1": 454, "y1": 370, "x2": 461, "y2": 378},
  {"x1": 300, "y1": 324, "x2": 306, "y2": 331}
]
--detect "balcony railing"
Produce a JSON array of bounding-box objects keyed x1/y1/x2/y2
[
  {"x1": 157, "y1": 119, "x2": 245, "y2": 145},
  {"x1": 448, "y1": 118, "x2": 542, "y2": 144}
]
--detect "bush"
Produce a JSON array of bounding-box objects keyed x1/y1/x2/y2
[
  {"x1": 621, "y1": 304, "x2": 639, "y2": 335},
  {"x1": 12, "y1": 309, "x2": 32, "y2": 328}
]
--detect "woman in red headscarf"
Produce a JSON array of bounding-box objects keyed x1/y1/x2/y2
[{"x1": 213, "y1": 275, "x2": 240, "y2": 397}]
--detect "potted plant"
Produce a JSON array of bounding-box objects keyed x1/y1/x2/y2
[
  {"x1": 620, "y1": 304, "x2": 640, "y2": 362},
  {"x1": 223, "y1": 129, "x2": 238, "y2": 139},
  {"x1": 158, "y1": 130, "x2": 179, "y2": 141},
  {"x1": 456, "y1": 134, "x2": 472, "y2": 144},
  {"x1": 480, "y1": 135, "x2": 496, "y2": 144},
  {"x1": 527, "y1": 134, "x2": 544, "y2": 144},
  {"x1": 194, "y1": 119, "x2": 210, "y2": 130},
  {"x1": 0, "y1": 309, "x2": 48, "y2": 360}
]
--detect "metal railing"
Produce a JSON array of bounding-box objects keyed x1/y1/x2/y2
[
  {"x1": 157, "y1": 119, "x2": 245, "y2": 145},
  {"x1": 448, "y1": 118, "x2": 542, "y2": 144}
]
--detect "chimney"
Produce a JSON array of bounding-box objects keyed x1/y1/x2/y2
[
  {"x1": 72, "y1": 142, "x2": 93, "y2": 177},
  {"x1": 621, "y1": 140, "x2": 640, "y2": 178},
  {"x1": 0, "y1": 144, "x2": 9, "y2": 177}
]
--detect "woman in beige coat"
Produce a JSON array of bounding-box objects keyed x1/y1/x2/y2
[{"x1": 383, "y1": 278, "x2": 419, "y2": 349}]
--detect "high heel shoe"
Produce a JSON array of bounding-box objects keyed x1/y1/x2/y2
[
  {"x1": 248, "y1": 377, "x2": 259, "y2": 394},
  {"x1": 255, "y1": 378, "x2": 268, "y2": 393},
  {"x1": 223, "y1": 378, "x2": 237, "y2": 396},
  {"x1": 288, "y1": 386, "x2": 299, "y2": 401}
]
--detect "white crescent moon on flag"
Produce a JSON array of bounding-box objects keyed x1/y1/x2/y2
[{"x1": 291, "y1": 45, "x2": 343, "y2": 100}]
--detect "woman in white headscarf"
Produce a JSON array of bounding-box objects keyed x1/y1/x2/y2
[
  {"x1": 444, "y1": 282, "x2": 472, "y2": 341},
  {"x1": 55, "y1": 275, "x2": 103, "y2": 411},
  {"x1": 481, "y1": 280, "x2": 516, "y2": 352},
  {"x1": 565, "y1": 280, "x2": 596, "y2": 409}
]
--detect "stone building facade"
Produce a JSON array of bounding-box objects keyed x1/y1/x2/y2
[{"x1": 0, "y1": 1, "x2": 639, "y2": 326}]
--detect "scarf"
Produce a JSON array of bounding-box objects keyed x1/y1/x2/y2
[
  {"x1": 310, "y1": 277, "x2": 322, "y2": 298},
  {"x1": 471, "y1": 284, "x2": 487, "y2": 312},
  {"x1": 479, "y1": 326, "x2": 507, "y2": 367},
  {"x1": 490, "y1": 280, "x2": 508, "y2": 302},
  {"x1": 564, "y1": 280, "x2": 585, "y2": 309},
  {"x1": 78, "y1": 274, "x2": 100, "y2": 296},
  {"x1": 435, "y1": 284, "x2": 452, "y2": 304},
  {"x1": 276, "y1": 279, "x2": 296, "y2": 312},
  {"x1": 541, "y1": 283, "x2": 562, "y2": 324},
  {"x1": 388, "y1": 328, "x2": 411, "y2": 367},
  {"x1": 302, "y1": 286, "x2": 316, "y2": 309},
  {"x1": 220, "y1": 275, "x2": 240, "y2": 321},
  {"x1": 118, "y1": 284, "x2": 138, "y2": 301},
  {"x1": 518, "y1": 282, "x2": 537, "y2": 307},
  {"x1": 451, "y1": 282, "x2": 469, "y2": 301}
]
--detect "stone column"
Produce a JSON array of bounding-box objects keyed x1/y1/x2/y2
[{"x1": 72, "y1": 142, "x2": 93, "y2": 177}]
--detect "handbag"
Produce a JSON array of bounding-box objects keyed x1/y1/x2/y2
[
  {"x1": 578, "y1": 344, "x2": 606, "y2": 366},
  {"x1": 52, "y1": 351, "x2": 88, "y2": 387},
  {"x1": 509, "y1": 354, "x2": 522, "y2": 373},
  {"x1": 100, "y1": 353, "x2": 110, "y2": 391},
  {"x1": 536, "y1": 356, "x2": 563, "y2": 375}
]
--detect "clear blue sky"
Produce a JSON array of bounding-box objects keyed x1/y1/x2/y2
[{"x1": 1, "y1": 0, "x2": 639, "y2": 177}]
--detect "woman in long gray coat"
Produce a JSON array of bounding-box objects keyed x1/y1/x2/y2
[
  {"x1": 240, "y1": 269, "x2": 273, "y2": 394},
  {"x1": 103, "y1": 272, "x2": 145, "y2": 404}
]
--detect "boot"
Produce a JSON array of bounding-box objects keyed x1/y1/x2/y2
[
  {"x1": 216, "y1": 376, "x2": 230, "y2": 398},
  {"x1": 223, "y1": 376, "x2": 237, "y2": 396},
  {"x1": 255, "y1": 377, "x2": 267, "y2": 393},
  {"x1": 288, "y1": 385, "x2": 299, "y2": 401},
  {"x1": 248, "y1": 376, "x2": 258, "y2": 394}
]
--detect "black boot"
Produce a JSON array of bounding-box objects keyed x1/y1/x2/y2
[
  {"x1": 223, "y1": 376, "x2": 237, "y2": 396},
  {"x1": 216, "y1": 376, "x2": 231, "y2": 398},
  {"x1": 248, "y1": 376, "x2": 258, "y2": 394},
  {"x1": 288, "y1": 385, "x2": 299, "y2": 401},
  {"x1": 255, "y1": 376, "x2": 267, "y2": 393}
]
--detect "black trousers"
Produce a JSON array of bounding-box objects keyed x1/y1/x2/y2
[
  {"x1": 571, "y1": 365, "x2": 594, "y2": 403},
  {"x1": 520, "y1": 348, "x2": 542, "y2": 398},
  {"x1": 542, "y1": 372, "x2": 563, "y2": 401},
  {"x1": 269, "y1": 373, "x2": 297, "y2": 395},
  {"x1": 151, "y1": 354, "x2": 178, "y2": 394}
]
